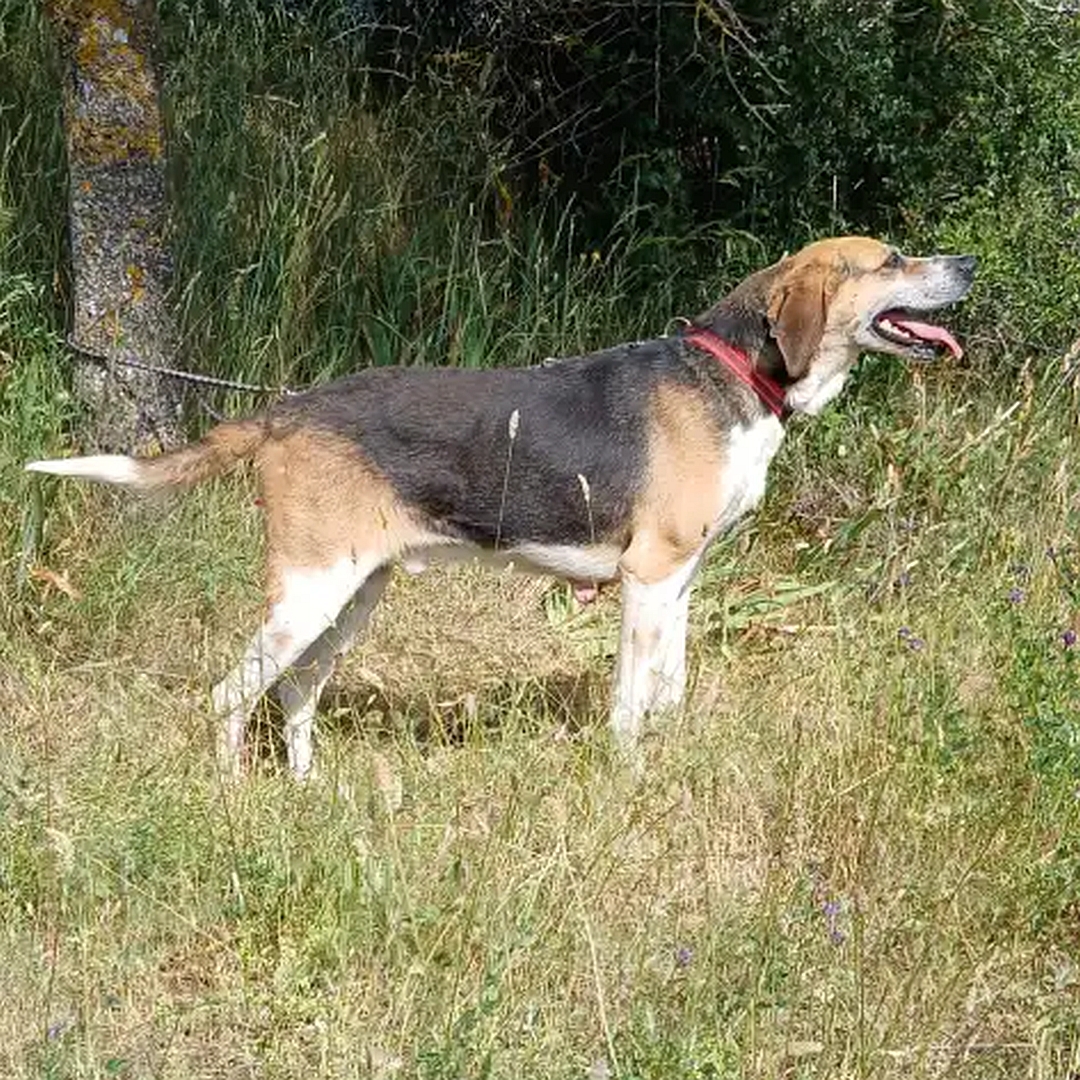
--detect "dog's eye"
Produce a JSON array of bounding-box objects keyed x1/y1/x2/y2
[{"x1": 883, "y1": 250, "x2": 903, "y2": 270}]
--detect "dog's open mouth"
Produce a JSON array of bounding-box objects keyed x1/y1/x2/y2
[{"x1": 872, "y1": 309, "x2": 963, "y2": 360}]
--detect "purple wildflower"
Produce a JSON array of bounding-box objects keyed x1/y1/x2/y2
[
  {"x1": 47, "y1": 1018, "x2": 71, "y2": 1041},
  {"x1": 1008, "y1": 587, "x2": 1025, "y2": 604},
  {"x1": 1010, "y1": 562, "x2": 1031, "y2": 582},
  {"x1": 823, "y1": 899, "x2": 845, "y2": 945},
  {"x1": 898, "y1": 626, "x2": 925, "y2": 651},
  {"x1": 674, "y1": 945, "x2": 694, "y2": 969},
  {"x1": 894, "y1": 571, "x2": 913, "y2": 590},
  {"x1": 1063, "y1": 629, "x2": 1077, "y2": 648}
]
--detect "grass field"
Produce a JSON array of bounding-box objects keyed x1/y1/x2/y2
[
  {"x1": 5, "y1": 309, "x2": 1080, "y2": 1080},
  {"x1": 3, "y1": 2, "x2": 1080, "y2": 1078}
]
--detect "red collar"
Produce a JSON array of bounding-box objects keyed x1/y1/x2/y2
[{"x1": 682, "y1": 327, "x2": 789, "y2": 420}]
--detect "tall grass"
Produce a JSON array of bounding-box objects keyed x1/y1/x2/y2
[
  {"x1": 162, "y1": 0, "x2": 769, "y2": 396},
  {"x1": 2, "y1": 1, "x2": 1079, "y2": 1078}
]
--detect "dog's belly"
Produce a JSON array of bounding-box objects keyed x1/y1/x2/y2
[
  {"x1": 507, "y1": 541, "x2": 622, "y2": 582},
  {"x1": 401, "y1": 540, "x2": 622, "y2": 583}
]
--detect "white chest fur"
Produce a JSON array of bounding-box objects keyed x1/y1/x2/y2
[{"x1": 715, "y1": 414, "x2": 785, "y2": 533}]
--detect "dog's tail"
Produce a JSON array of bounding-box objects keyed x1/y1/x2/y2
[{"x1": 25, "y1": 419, "x2": 268, "y2": 493}]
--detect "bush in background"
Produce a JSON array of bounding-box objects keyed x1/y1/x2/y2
[{"x1": 359, "y1": 0, "x2": 1080, "y2": 356}]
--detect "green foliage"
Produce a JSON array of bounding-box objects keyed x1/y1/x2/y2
[
  {"x1": 2, "y1": 3, "x2": 1080, "y2": 1077},
  {"x1": 161, "y1": 0, "x2": 686, "y2": 391},
  {"x1": 362, "y1": 0, "x2": 1080, "y2": 352},
  {"x1": 0, "y1": 0, "x2": 66, "y2": 279},
  {"x1": 1001, "y1": 544, "x2": 1080, "y2": 931},
  {"x1": 932, "y1": 178, "x2": 1080, "y2": 360},
  {"x1": 4, "y1": 0, "x2": 1079, "y2": 407}
]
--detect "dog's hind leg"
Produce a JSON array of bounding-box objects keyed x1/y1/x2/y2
[
  {"x1": 211, "y1": 556, "x2": 379, "y2": 779},
  {"x1": 275, "y1": 564, "x2": 392, "y2": 780}
]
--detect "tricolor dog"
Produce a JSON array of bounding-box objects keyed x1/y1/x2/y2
[{"x1": 28, "y1": 237, "x2": 975, "y2": 779}]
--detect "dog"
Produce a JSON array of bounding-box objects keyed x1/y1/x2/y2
[{"x1": 27, "y1": 236, "x2": 975, "y2": 779}]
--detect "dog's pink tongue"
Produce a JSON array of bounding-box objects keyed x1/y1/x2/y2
[{"x1": 886, "y1": 312, "x2": 964, "y2": 359}]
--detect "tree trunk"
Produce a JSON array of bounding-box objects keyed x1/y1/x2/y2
[{"x1": 49, "y1": 0, "x2": 181, "y2": 453}]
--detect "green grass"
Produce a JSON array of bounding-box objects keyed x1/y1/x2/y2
[
  {"x1": 5, "y1": 359, "x2": 1080, "y2": 1080},
  {"x1": 3, "y1": 1, "x2": 1080, "y2": 1077}
]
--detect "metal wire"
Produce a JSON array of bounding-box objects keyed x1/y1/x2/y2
[{"x1": 67, "y1": 338, "x2": 298, "y2": 397}]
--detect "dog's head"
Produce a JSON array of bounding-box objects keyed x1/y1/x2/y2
[{"x1": 698, "y1": 236, "x2": 976, "y2": 415}]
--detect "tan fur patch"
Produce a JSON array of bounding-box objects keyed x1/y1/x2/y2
[
  {"x1": 622, "y1": 381, "x2": 723, "y2": 583},
  {"x1": 822, "y1": 255, "x2": 908, "y2": 339},
  {"x1": 137, "y1": 419, "x2": 268, "y2": 491},
  {"x1": 255, "y1": 430, "x2": 435, "y2": 605},
  {"x1": 765, "y1": 237, "x2": 898, "y2": 374},
  {"x1": 786, "y1": 236, "x2": 889, "y2": 272},
  {"x1": 766, "y1": 237, "x2": 898, "y2": 379},
  {"x1": 766, "y1": 260, "x2": 841, "y2": 378}
]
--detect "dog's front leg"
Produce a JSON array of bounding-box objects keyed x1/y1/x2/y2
[
  {"x1": 651, "y1": 581, "x2": 691, "y2": 711},
  {"x1": 609, "y1": 560, "x2": 695, "y2": 747}
]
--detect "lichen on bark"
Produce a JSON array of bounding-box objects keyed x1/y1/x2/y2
[{"x1": 50, "y1": 0, "x2": 182, "y2": 453}]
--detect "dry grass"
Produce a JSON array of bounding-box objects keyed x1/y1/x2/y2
[
  {"x1": 2, "y1": 4, "x2": 1079, "y2": 1074},
  {"x1": 4, "y1": 364, "x2": 1080, "y2": 1079}
]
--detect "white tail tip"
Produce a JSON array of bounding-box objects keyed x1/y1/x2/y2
[{"x1": 25, "y1": 454, "x2": 142, "y2": 488}]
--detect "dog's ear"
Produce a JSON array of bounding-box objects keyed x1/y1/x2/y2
[{"x1": 767, "y1": 260, "x2": 845, "y2": 380}]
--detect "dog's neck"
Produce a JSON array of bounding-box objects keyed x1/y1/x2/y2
[
  {"x1": 682, "y1": 327, "x2": 789, "y2": 420},
  {"x1": 691, "y1": 269, "x2": 789, "y2": 386}
]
